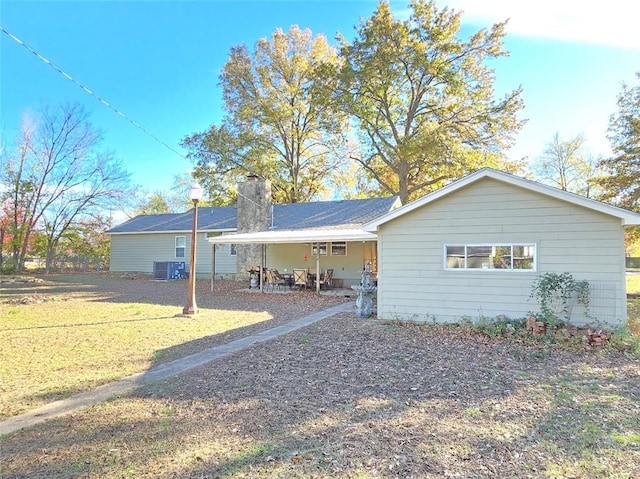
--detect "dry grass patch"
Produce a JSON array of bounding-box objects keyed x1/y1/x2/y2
[{"x1": 0, "y1": 274, "x2": 349, "y2": 419}]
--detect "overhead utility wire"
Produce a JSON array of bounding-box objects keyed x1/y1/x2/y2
[
  {"x1": 0, "y1": 25, "x2": 184, "y2": 159},
  {"x1": 1, "y1": 25, "x2": 263, "y2": 208}
]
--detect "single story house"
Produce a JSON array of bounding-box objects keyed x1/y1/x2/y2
[
  {"x1": 109, "y1": 169, "x2": 640, "y2": 327},
  {"x1": 107, "y1": 206, "x2": 236, "y2": 279},
  {"x1": 364, "y1": 168, "x2": 640, "y2": 327},
  {"x1": 107, "y1": 176, "x2": 400, "y2": 288}
]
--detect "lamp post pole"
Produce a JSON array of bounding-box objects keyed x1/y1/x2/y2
[{"x1": 183, "y1": 183, "x2": 202, "y2": 316}]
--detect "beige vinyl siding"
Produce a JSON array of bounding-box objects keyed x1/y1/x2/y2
[
  {"x1": 265, "y1": 241, "x2": 376, "y2": 287},
  {"x1": 377, "y1": 178, "x2": 626, "y2": 326},
  {"x1": 211, "y1": 243, "x2": 237, "y2": 278},
  {"x1": 110, "y1": 232, "x2": 236, "y2": 277}
]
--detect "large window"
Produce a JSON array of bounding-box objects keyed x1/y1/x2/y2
[
  {"x1": 445, "y1": 244, "x2": 535, "y2": 270},
  {"x1": 175, "y1": 236, "x2": 186, "y2": 258}
]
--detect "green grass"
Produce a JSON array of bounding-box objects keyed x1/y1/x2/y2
[
  {"x1": 0, "y1": 292, "x2": 272, "y2": 419},
  {"x1": 627, "y1": 273, "x2": 640, "y2": 295},
  {"x1": 627, "y1": 274, "x2": 640, "y2": 336}
]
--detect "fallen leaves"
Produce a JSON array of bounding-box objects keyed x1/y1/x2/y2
[{"x1": 1, "y1": 276, "x2": 639, "y2": 478}]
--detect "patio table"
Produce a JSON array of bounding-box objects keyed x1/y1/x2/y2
[{"x1": 281, "y1": 272, "x2": 294, "y2": 288}]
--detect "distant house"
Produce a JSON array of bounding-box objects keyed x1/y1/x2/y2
[
  {"x1": 107, "y1": 176, "x2": 400, "y2": 287},
  {"x1": 107, "y1": 206, "x2": 237, "y2": 279},
  {"x1": 364, "y1": 168, "x2": 640, "y2": 327}
]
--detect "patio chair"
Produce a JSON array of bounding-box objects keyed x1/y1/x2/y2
[
  {"x1": 271, "y1": 269, "x2": 290, "y2": 288},
  {"x1": 317, "y1": 268, "x2": 334, "y2": 290},
  {"x1": 293, "y1": 268, "x2": 310, "y2": 289},
  {"x1": 266, "y1": 269, "x2": 288, "y2": 292}
]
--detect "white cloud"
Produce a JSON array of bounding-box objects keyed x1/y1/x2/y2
[{"x1": 433, "y1": 1, "x2": 639, "y2": 50}]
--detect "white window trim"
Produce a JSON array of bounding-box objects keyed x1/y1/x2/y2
[
  {"x1": 443, "y1": 243, "x2": 537, "y2": 271},
  {"x1": 311, "y1": 242, "x2": 328, "y2": 256},
  {"x1": 175, "y1": 235, "x2": 186, "y2": 259},
  {"x1": 331, "y1": 241, "x2": 347, "y2": 256}
]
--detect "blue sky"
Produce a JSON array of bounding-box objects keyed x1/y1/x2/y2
[{"x1": 1, "y1": 0, "x2": 639, "y2": 197}]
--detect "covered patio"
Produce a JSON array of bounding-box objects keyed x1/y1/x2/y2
[{"x1": 207, "y1": 228, "x2": 378, "y2": 295}]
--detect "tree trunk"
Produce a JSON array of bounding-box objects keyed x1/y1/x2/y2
[
  {"x1": 45, "y1": 240, "x2": 58, "y2": 274},
  {"x1": 398, "y1": 160, "x2": 409, "y2": 204}
]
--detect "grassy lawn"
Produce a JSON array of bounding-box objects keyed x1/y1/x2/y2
[
  {"x1": 0, "y1": 283, "x2": 271, "y2": 419},
  {"x1": 626, "y1": 273, "x2": 640, "y2": 335},
  {"x1": 1, "y1": 274, "x2": 639, "y2": 478}
]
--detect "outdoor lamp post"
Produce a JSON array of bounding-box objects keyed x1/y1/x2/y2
[{"x1": 182, "y1": 183, "x2": 203, "y2": 315}]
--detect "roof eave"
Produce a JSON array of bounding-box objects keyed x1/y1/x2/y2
[{"x1": 208, "y1": 228, "x2": 378, "y2": 244}]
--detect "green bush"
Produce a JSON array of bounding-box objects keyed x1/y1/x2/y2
[
  {"x1": 0, "y1": 259, "x2": 18, "y2": 275},
  {"x1": 530, "y1": 272, "x2": 590, "y2": 325}
]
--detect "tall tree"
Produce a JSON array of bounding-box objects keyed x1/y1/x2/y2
[
  {"x1": 135, "y1": 192, "x2": 171, "y2": 215},
  {"x1": 528, "y1": 132, "x2": 598, "y2": 196},
  {"x1": 1, "y1": 112, "x2": 35, "y2": 271},
  {"x1": 182, "y1": 25, "x2": 349, "y2": 203},
  {"x1": 597, "y1": 72, "x2": 640, "y2": 210},
  {"x1": 336, "y1": 0, "x2": 525, "y2": 203},
  {"x1": 0, "y1": 103, "x2": 132, "y2": 273},
  {"x1": 61, "y1": 215, "x2": 112, "y2": 272}
]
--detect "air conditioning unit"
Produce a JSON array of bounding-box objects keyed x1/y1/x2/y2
[
  {"x1": 168, "y1": 262, "x2": 187, "y2": 279},
  {"x1": 153, "y1": 262, "x2": 168, "y2": 280},
  {"x1": 153, "y1": 261, "x2": 186, "y2": 280}
]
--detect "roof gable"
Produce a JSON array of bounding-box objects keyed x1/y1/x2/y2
[{"x1": 364, "y1": 168, "x2": 640, "y2": 230}]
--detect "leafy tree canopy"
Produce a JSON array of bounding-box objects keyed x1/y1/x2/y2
[
  {"x1": 528, "y1": 132, "x2": 601, "y2": 197},
  {"x1": 597, "y1": 72, "x2": 640, "y2": 211},
  {"x1": 336, "y1": 0, "x2": 526, "y2": 203},
  {"x1": 135, "y1": 192, "x2": 171, "y2": 215},
  {"x1": 182, "y1": 25, "x2": 350, "y2": 204}
]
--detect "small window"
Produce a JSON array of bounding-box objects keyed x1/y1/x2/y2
[
  {"x1": 229, "y1": 244, "x2": 237, "y2": 256},
  {"x1": 331, "y1": 242, "x2": 347, "y2": 256},
  {"x1": 175, "y1": 236, "x2": 186, "y2": 258},
  {"x1": 445, "y1": 244, "x2": 536, "y2": 271},
  {"x1": 311, "y1": 242, "x2": 327, "y2": 256}
]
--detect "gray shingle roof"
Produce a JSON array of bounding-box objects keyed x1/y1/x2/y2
[
  {"x1": 272, "y1": 197, "x2": 398, "y2": 230},
  {"x1": 107, "y1": 197, "x2": 398, "y2": 234},
  {"x1": 107, "y1": 207, "x2": 237, "y2": 233}
]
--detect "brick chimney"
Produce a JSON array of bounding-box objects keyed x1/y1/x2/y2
[{"x1": 236, "y1": 175, "x2": 271, "y2": 279}]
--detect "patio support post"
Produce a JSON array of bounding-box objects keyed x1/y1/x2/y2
[
  {"x1": 260, "y1": 243, "x2": 266, "y2": 293},
  {"x1": 210, "y1": 243, "x2": 216, "y2": 293},
  {"x1": 315, "y1": 244, "x2": 321, "y2": 295}
]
